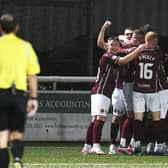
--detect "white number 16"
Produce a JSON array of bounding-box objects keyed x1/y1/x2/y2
[{"x1": 139, "y1": 63, "x2": 153, "y2": 79}]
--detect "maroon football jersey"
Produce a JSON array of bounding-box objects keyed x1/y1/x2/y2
[
  {"x1": 158, "y1": 52, "x2": 168, "y2": 90},
  {"x1": 133, "y1": 48, "x2": 163, "y2": 93},
  {"x1": 158, "y1": 64, "x2": 168, "y2": 90},
  {"x1": 91, "y1": 52, "x2": 120, "y2": 98},
  {"x1": 117, "y1": 46, "x2": 136, "y2": 83},
  {"x1": 122, "y1": 41, "x2": 134, "y2": 48}
]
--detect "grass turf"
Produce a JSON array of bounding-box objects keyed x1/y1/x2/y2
[{"x1": 10, "y1": 142, "x2": 168, "y2": 168}]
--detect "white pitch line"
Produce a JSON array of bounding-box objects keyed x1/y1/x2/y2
[
  {"x1": 10, "y1": 163, "x2": 168, "y2": 168},
  {"x1": 21, "y1": 163, "x2": 168, "y2": 166}
]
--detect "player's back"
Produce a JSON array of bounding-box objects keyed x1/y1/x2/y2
[
  {"x1": 133, "y1": 48, "x2": 163, "y2": 93},
  {"x1": 0, "y1": 33, "x2": 38, "y2": 90}
]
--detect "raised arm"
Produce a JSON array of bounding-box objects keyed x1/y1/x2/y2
[
  {"x1": 97, "y1": 20, "x2": 112, "y2": 50},
  {"x1": 118, "y1": 44, "x2": 146, "y2": 64}
]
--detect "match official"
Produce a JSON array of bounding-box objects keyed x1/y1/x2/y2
[{"x1": 0, "y1": 13, "x2": 40, "y2": 168}]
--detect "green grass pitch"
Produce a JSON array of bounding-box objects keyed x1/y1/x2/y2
[{"x1": 10, "y1": 142, "x2": 168, "y2": 168}]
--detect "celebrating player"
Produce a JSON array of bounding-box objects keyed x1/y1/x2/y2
[{"x1": 81, "y1": 20, "x2": 146, "y2": 155}]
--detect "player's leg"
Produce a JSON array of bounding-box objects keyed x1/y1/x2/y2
[
  {"x1": 90, "y1": 94, "x2": 110, "y2": 155},
  {"x1": 145, "y1": 112, "x2": 155, "y2": 154},
  {"x1": 91, "y1": 115, "x2": 106, "y2": 154},
  {"x1": 120, "y1": 116, "x2": 134, "y2": 147},
  {"x1": 118, "y1": 115, "x2": 135, "y2": 155},
  {"x1": 8, "y1": 93, "x2": 27, "y2": 168},
  {"x1": 110, "y1": 88, "x2": 126, "y2": 154},
  {"x1": 159, "y1": 89, "x2": 168, "y2": 144},
  {"x1": 0, "y1": 91, "x2": 10, "y2": 168},
  {"x1": 132, "y1": 92, "x2": 145, "y2": 154},
  {"x1": 82, "y1": 116, "x2": 96, "y2": 154},
  {"x1": 0, "y1": 131, "x2": 9, "y2": 168},
  {"x1": 148, "y1": 93, "x2": 167, "y2": 154},
  {"x1": 120, "y1": 83, "x2": 134, "y2": 149},
  {"x1": 9, "y1": 131, "x2": 24, "y2": 168},
  {"x1": 151, "y1": 111, "x2": 167, "y2": 154},
  {"x1": 109, "y1": 115, "x2": 121, "y2": 154}
]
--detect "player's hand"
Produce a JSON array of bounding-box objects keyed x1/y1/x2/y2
[
  {"x1": 103, "y1": 20, "x2": 112, "y2": 29},
  {"x1": 137, "y1": 43, "x2": 147, "y2": 52},
  {"x1": 26, "y1": 99, "x2": 38, "y2": 118}
]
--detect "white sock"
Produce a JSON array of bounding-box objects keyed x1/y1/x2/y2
[
  {"x1": 120, "y1": 138, "x2": 126, "y2": 147},
  {"x1": 129, "y1": 137, "x2": 135, "y2": 147}
]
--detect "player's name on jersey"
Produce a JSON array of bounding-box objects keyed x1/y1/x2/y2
[{"x1": 139, "y1": 54, "x2": 155, "y2": 61}]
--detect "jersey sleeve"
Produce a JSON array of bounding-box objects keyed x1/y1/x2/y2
[
  {"x1": 108, "y1": 55, "x2": 120, "y2": 64},
  {"x1": 26, "y1": 42, "x2": 40, "y2": 75},
  {"x1": 164, "y1": 52, "x2": 168, "y2": 76}
]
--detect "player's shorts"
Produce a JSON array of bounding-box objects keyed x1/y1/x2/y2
[
  {"x1": 91, "y1": 94, "x2": 110, "y2": 117},
  {"x1": 158, "y1": 89, "x2": 168, "y2": 119},
  {"x1": 111, "y1": 88, "x2": 126, "y2": 116},
  {"x1": 123, "y1": 82, "x2": 133, "y2": 112},
  {"x1": 0, "y1": 88, "x2": 27, "y2": 132},
  {"x1": 133, "y1": 91, "x2": 160, "y2": 113}
]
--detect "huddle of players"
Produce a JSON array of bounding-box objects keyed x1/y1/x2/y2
[{"x1": 82, "y1": 20, "x2": 168, "y2": 155}]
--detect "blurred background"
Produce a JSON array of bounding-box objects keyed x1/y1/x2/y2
[
  {"x1": 1, "y1": 0, "x2": 168, "y2": 142},
  {"x1": 1, "y1": 0, "x2": 168, "y2": 77}
]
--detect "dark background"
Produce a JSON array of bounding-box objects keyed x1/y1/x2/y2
[
  {"x1": 0, "y1": 0, "x2": 168, "y2": 76},
  {"x1": 1, "y1": 0, "x2": 168, "y2": 142}
]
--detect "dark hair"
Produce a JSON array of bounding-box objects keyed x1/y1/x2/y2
[
  {"x1": 0, "y1": 13, "x2": 16, "y2": 33},
  {"x1": 107, "y1": 36, "x2": 119, "y2": 41},
  {"x1": 133, "y1": 29, "x2": 145, "y2": 38},
  {"x1": 140, "y1": 24, "x2": 153, "y2": 34},
  {"x1": 125, "y1": 26, "x2": 134, "y2": 31},
  {"x1": 108, "y1": 36, "x2": 122, "y2": 47}
]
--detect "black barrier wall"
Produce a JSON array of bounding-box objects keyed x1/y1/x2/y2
[{"x1": 0, "y1": 0, "x2": 168, "y2": 77}]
